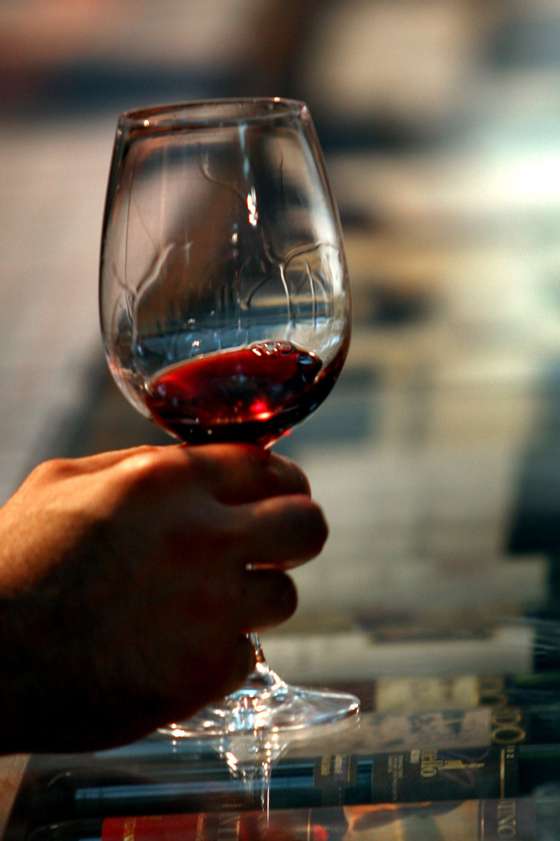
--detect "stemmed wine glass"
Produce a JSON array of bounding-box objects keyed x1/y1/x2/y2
[{"x1": 99, "y1": 98, "x2": 358, "y2": 736}]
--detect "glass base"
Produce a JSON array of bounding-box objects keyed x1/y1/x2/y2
[{"x1": 159, "y1": 666, "x2": 359, "y2": 738}]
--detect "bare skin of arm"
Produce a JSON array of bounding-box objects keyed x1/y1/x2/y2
[{"x1": 0, "y1": 444, "x2": 327, "y2": 753}]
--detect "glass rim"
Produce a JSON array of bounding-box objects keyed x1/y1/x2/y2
[{"x1": 118, "y1": 98, "x2": 309, "y2": 131}]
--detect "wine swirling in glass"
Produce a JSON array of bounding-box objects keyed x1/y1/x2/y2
[{"x1": 99, "y1": 98, "x2": 358, "y2": 735}]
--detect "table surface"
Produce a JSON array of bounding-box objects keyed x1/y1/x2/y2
[{"x1": 3, "y1": 677, "x2": 559, "y2": 839}]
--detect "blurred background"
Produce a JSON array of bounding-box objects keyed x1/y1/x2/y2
[{"x1": 4, "y1": 0, "x2": 560, "y2": 680}]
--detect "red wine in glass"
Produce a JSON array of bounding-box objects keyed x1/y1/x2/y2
[{"x1": 143, "y1": 340, "x2": 345, "y2": 448}]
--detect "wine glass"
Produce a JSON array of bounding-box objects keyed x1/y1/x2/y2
[{"x1": 99, "y1": 98, "x2": 358, "y2": 736}]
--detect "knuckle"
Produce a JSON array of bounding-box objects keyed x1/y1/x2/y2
[
  {"x1": 30, "y1": 458, "x2": 75, "y2": 483},
  {"x1": 117, "y1": 448, "x2": 183, "y2": 496},
  {"x1": 120, "y1": 454, "x2": 160, "y2": 492}
]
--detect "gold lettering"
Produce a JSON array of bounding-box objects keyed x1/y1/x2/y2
[
  {"x1": 420, "y1": 751, "x2": 438, "y2": 778},
  {"x1": 491, "y1": 707, "x2": 527, "y2": 745},
  {"x1": 420, "y1": 751, "x2": 485, "y2": 778}
]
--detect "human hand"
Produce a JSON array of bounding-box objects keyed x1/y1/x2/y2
[{"x1": 0, "y1": 444, "x2": 327, "y2": 752}]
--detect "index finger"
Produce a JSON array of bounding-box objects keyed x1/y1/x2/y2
[{"x1": 184, "y1": 444, "x2": 311, "y2": 504}]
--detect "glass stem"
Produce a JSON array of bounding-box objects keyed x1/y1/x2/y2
[
  {"x1": 247, "y1": 633, "x2": 286, "y2": 694},
  {"x1": 250, "y1": 632, "x2": 266, "y2": 664}
]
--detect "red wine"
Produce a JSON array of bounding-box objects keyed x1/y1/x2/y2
[{"x1": 143, "y1": 340, "x2": 345, "y2": 447}]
